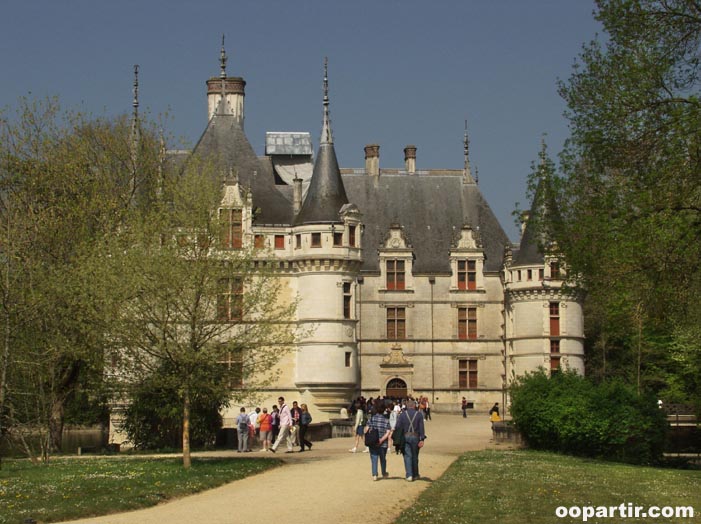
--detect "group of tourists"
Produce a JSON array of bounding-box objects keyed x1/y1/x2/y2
[
  {"x1": 348, "y1": 396, "x2": 427, "y2": 482},
  {"x1": 235, "y1": 397, "x2": 313, "y2": 453}
]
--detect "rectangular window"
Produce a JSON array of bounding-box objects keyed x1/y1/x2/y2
[
  {"x1": 539, "y1": 268, "x2": 544, "y2": 281},
  {"x1": 458, "y1": 307, "x2": 477, "y2": 340},
  {"x1": 295, "y1": 234, "x2": 301, "y2": 249},
  {"x1": 549, "y1": 302, "x2": 560, "y2": 336},
  {"x1": 334, "y1": 232, "x2": 343, "y2": 247},
  {"x1": 457, "y1": 260, "x2": 477, "y2": 290},
  {"x1": 386, "y1": 260, "x2": 406, "y2": 290},
  {"x1": 345, "y1": 352, "x2": 352, "y2": 368},
  {"x1": 254, "y1": 234, "x2": 265, "y2": 249},
  {"x1": 386, "y1": 307, "x2": 406, "y2": 340},
  {"x1": 550, "y1": 260, "x2": 561, "y2": 279},
  {"x1": 517, "y1": 270, "x2": 522, "y2": 281},
  {"x1": 220, "y1": 351, "x2": 243, "y2": 389},
  {"x1": 311, "y1": 233, "x2": 321, "y2": 247},
  {"x1": 550, "y1": 339, "x2": 560, "y2": 353},
  {"x1": 349, "y1": 225, "x2": 356, "y2": 247},
  {"x1": 217, "y1": 277, "x2": 243, "y2": 321},
  {"x1": 274, "y1": 235, "x2": 285, "y2": 249},
  {"x1": 459, "y1": 359, "x2": 478, "y2": 389},
  {"x1": 527, "y1": 269, "x2": 533, "y2": 281},
  {"x1": 550, "y1": 355, "x2": 561, "y2": 374},
  {"x1": 343, "y1": 282, "x2": 352, "y2": 319},
  {"x1": 220, "y1": 209, "x2": 242, "y2": 249}
]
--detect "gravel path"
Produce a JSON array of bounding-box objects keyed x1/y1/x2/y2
[{"x1": 61, "y1": 414, "x2": 496, "y2": 524}]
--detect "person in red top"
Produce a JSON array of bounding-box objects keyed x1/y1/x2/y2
[{"x1": 258, "y1": 407, "x2": 273, "y2": 452}]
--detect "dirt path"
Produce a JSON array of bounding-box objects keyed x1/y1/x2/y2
[{"x1": 62, "y1": 414, "x2": 496, "y2": 524}]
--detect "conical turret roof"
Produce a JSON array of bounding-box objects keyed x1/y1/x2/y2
[{"x1": 294, "y1": 58, "x2": 349, "y2": 225}]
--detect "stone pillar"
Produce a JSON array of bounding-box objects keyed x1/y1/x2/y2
[
  {"x1": 293, "y1": 177, "x2": 303, "y2": 215},
  {"x1": 404, "y1": 145, "x2": 417, "y2": 173},
  {"x1": 364, "y1": 144, "x2": 380, "y2": 176}
]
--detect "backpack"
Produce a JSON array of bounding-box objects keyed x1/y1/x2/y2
[{"x1": 364, "y1": 427, "x2": 380, "y2": 448}]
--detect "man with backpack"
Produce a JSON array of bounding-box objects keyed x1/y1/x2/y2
[{"x1": 394, "y1": 399, "x2": 426, "y2": 481}]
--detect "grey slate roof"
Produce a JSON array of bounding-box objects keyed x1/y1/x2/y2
[
  {"x1": 265, "y1": 132, "x2": 313, "y2": 156},
  {"x1": 188, "y1": 98, "x2": 293, "y2": 225},
  {"x1": 294, "y1": 142, "x2": 349, "y2": 225},
  {"x1": 512, "y1": 178, "x2": 558, "y2": 266},
  {"x1": 512, "y1": 217, "x2": 544, "y2": 265},
  {"x1": 342, "y1": 174, "x2": 509, "y2": 273}
]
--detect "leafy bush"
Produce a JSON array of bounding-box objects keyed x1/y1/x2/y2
[
  {"x1": 121, "y1": 370, "x2": 226, "y2": 450},
  {"x1": 510, "y1": 370, "x2": 667, "y2": 464}
]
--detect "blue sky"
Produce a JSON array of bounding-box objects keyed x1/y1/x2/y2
[{"x1": 0, "y1": 1, "x2": 601, "y2": 241}]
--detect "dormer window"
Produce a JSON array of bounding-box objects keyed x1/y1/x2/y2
[
  {"x1": 220, "y1": 209, "x2": 242, "y2": 249},
  {"x1": 457, "y1": 260, "x2": 477, "y2": 290},
  {"x1": 386, "y1": 260, "x2": 406, "y2": 290},
  {"x1": 550, "y1": 260, "x2": 561, "y2": 279},
  {"x1": 349, "y1": 225, "x2": 357, "y2": 247}
]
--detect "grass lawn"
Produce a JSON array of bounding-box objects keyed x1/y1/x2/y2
[
  {"x1": 394, "y1": 450, "x2": 701, "y2": 524},
  {"x1": 0, "y1": 456, "x2": 280, "y2": 524}
]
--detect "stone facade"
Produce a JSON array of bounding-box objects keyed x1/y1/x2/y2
[{"x1": 114, "y1": 53, "x2": 585, "y2": 437}]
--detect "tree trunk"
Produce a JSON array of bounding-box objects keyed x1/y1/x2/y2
[
  {"x1": 182, "y1": 389, "x2": 191, "y2": 469},
  {"x1": 49, "y1": 398, "x2": 65, "y2": 453}
]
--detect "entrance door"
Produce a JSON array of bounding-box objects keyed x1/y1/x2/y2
[{"x1": 386, "y1": 378, "x2": 408, "y2": 400}]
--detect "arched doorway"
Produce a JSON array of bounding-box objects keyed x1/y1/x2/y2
[{"x1": 386, "y1": 378, "x2": 408, "y2": 400}]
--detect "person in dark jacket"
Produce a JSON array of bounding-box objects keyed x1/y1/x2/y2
[
  {"x1": 394, "y1": 399, "x2": 426, "y2": 481},
  {"x1": 298, "y1": 403, "x2": 313, "y2": 452}
]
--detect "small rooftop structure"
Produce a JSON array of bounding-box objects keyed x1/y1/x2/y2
[{"x1": 265, "y1": 132, "x2": 313, "y2": 156}]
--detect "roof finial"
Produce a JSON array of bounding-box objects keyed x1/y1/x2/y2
[
  {"x1": 220, "y1": 34, "x2": 228, "y2": 80},
  {"x1": 132, "y1": 64, "x2": 139, "y2": 119},
  {"x1": 320, "y1": 56, "x2": 333, "y2": 145},
  {"x1": 130, "y1": 64, "x2": 141, "y2": 202},
  {"x1": 463, "y1": 118, "x2": 474, "y2": 184}
]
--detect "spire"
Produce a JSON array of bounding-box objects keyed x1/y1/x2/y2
[
  {"x1": 220, "y1": 34, "x2": 227, "y2": 81},
  {"x1": 320, "y1": 57, "x2": 333, "y2": 145},
  {"x1": 130, "y1": 64, "x2": 141, "y2": 199},
  {"x1": 294, "y1": 57, "x2": 348, "y2": 224},
  {"x1": 463, "y1": 118, "x2": 474, "y2": 184},
  {"x1": 132, "y1": 64, "x2": 139, "y2": 122}
]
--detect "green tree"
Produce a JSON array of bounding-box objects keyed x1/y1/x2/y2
[
  {"x1": 0, "y1": 98, "x2": 161, "y2": 460},
  {"x1": 106, "y1": 163, "x2": 299, "y2": 468},
  {"x1": 542, "y1": 0, "x2": 701, "y2": 402}
]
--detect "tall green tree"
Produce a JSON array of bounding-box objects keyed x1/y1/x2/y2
[
  {"x1": 0, "y1": 98, "x2": 161, "y2": 460},
  {"x1": 106, "y1": 164, "x2": 299, "y2": 468},
  {"x1": 549, "y1": 0, "x2": 701, "y2": 402}
]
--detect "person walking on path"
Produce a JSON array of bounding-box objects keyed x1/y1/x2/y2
[
  {"x1": 290, "y1": 401, "x2": 302, "y2": 446},
  {"x1": 395, "y1": 399, "x2": 425, "y2": 481},
  {"x1": 236, "y1": 407, "x2": 250, "y2": 453},
  {"x1": 270, "y1": 397, "x2": 294, "y2": 453},
  {"x1": 298, "y1": 403, "x2": 313, "y2": 452},
  {"x1": 349, "y1": 401, "x2": 367, "y2": 453},
  {"x1": 270, "y1": 405, "x2": 280, "y2": 443},
  {"x1": 461, "y1": 397, "x2": 468, "y2": 418},
  {"x1": 365, "y1": 400, "x2": 391, "y2": 481}
]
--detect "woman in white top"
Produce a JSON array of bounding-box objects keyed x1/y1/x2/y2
[{"x1": 349, "y1": 401, "x2": 366, "y2": 452}]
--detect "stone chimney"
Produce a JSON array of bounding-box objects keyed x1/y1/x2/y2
[
  {"x1": 404, "y1": 145, "x2": 417, "y2": 173},
  {"x1": 206, "y1": 76, "x2": 246, "y2": 124},
  {"x1": 293, "y1": 177, "x2": 303, "y2": 215},
  {"x1": 364, "y1": 144, "x2": 380, "y2": 176}
]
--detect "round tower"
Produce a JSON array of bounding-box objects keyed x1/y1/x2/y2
[
  {"x1": 206, "y1": 36, "x2": 246, "y2": 124},
  {"x1": 292, "y1": 59, "x2": 362, "y2": 414}
]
